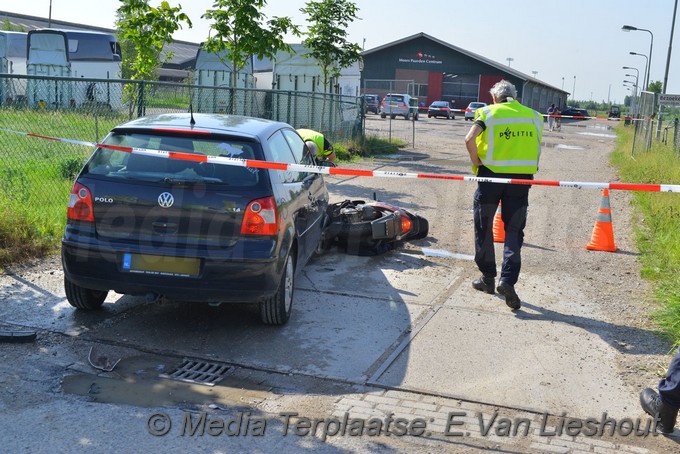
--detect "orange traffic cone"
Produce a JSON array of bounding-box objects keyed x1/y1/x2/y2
[
  {"x1": 493, "y1": 202, "x2": 505, "y2": 243},
  {"x1": 586, "y1": 189, "x2": 617, "y2": 252}
]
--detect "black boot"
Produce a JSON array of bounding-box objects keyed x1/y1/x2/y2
[
  {"x1": 497, "y1": 281, "x2": 521, "y2": 310},
  {"x1": 640, "y1": 387, "x2": 679, "y2": 434},
  {"x1": 472, "y1": 276, "x2": 495, "y2": 294}
]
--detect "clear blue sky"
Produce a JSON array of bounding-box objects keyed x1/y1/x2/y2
[{"x1": 5, "y1": 0, "x2": 680, "y2": 104}]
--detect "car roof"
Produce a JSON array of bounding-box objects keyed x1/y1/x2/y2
[{"x1": 112, "y1": 113, "x2": 291, "y2": 141}]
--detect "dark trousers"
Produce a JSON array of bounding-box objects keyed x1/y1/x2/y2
[
  {"x1": 659, "y1": 346, "x2": 680, "y2": 407},
  {"x1": 473, "y1": 166, "x2": 532, "y2": 286}
]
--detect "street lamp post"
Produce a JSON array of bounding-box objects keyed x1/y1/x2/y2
[
  {"x1": 572, "y1": 76, "x2": 576, "y2": 101},
  {"x1": 622, "y1": 24, "x2": 654, "y2": 89},
  {"x1": 629, "y1": 52, "x2": 649, "y2": 91},
  {"x1": 561, "y1": 77, "x2": 564, "y2": 90},
  {"x1": 506, "y1": 57, "x2": 514, "y2": 67},
  {"x1": 663, "y1": 0, "x2": 679, "y2": 93},
  {"x1": 531, "y1": 71, "x2": 538, "y2": 78}
]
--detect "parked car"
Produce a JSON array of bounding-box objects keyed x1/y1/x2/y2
[
  {"x1": 61, "y1": 113, "x2": 330, "y2": 325},
  {"x1": 364, "y1": 94, "x2": 380, "y2": 114},
  {"x1": 380, "y1": 93, "x2": 419, "y2": 120},
  {"x1": 608, "y1": 105, "x2": 621, "y2": 119},
  {"x1": 428, "y1": 101, "x2": 454, "y2": 119},
  {"x1": 464, "y1": 102, "x2": 487, "y2": 121},
  {"x1": 560, "y1": 107, "x2": 590, "y2": 119}
]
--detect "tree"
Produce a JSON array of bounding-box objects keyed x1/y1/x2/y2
[
  {"x1": 647, "y1": 80, "x2": 662, "y2": 94},
  {"x1": 116, "y1": 0, "x2": 192, "y2": 82},
  {"x1": 1, "y1": 19, "x2": 25, "y2": 32},
  {"x1": 300, "y1": 0, "x2": 363, "y2": 94},
  {"x1": 202, "y1": 0, "x2": 300, "y2": 92},
  {"x1": 116, "y1": 0, "x2": 192, "y2": 116}
]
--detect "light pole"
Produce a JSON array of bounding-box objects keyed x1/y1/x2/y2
[
  {"x1": 531, "y1": 71, "x2": 538, "y2": 78},
  {"x1": 506, "y1": 57, "x2": 514, "y2": 67},
  {"x1": 663, "y1": 0, "x2": 679, "y2": 93},
  {"x1": 48, "y1": 0, "x2": 53, "y2": 28},
  {"x1": 629, "y1": 52, "x2": 649, "y2": 90},
  {"x1": 622, "y1": 25, "x2": 654, "y2": 89},
  {"x1": 572, "y1": 75, "x2": 576, "y2": 101},
  {"x1": 561, "y1": 77, "x2": 564, "y2": 90}
]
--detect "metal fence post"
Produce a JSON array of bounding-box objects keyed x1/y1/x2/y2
[
  {"x1": 137, "y1": 81, "x2": 145, "y2": 118},
  {"x1": 675, "y1": 118, "x2": 679, "y2": 152}
]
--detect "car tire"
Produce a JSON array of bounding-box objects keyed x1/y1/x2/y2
[
  {"x1": 390, "y1": 115, "x2": 396, "y2": 120},
  {"x1": 428, "y1": 114, "x2": 432, "y2": 118},
  {"x1": 64, "y1": 276, "x2": 107, "y2": 310},
  {"x1": 259, "y1": 253, "x2": 294, "y2": 325},
  {"x1": 380, "y1": 113, "x2": 386, "y2": 118}
]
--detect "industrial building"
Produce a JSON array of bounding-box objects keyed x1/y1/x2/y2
[{"x1": 361, "y1": 33, "x2": 568, "y2": 112}]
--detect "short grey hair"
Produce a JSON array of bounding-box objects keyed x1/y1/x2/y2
[{"x1": 489, "y1": 80, "x2": 517, "y2": 101}]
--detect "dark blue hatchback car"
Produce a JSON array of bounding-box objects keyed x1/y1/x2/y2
[{"x1": 61, "y1": 113, "x2": 329, "y2": 325}]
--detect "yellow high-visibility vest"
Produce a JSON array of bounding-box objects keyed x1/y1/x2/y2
[
  {"x1": 474, "y1": 100, "x2": 543, "y2": 174},
  {"x1": 297, "y1": 129, "x2": 330, "y2": 158}
]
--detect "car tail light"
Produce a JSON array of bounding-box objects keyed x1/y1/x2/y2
[
  {"x1": 400, "y1": 213, "x2": 412, "y2": 234},
  {"x1": 67, "y1": 182, "x2": 95, "y2": 222},
  {"x1": 241, "y1": 196, "x2": 278, "y2": 235}
]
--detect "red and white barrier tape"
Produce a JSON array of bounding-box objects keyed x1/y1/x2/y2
[{"x1": 2, "y1": 127, "x2": 679, "y2": 193}]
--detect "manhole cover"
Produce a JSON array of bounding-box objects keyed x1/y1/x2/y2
[{"x1": 160, "y1": 358, "x2": 233, "y2": 386}]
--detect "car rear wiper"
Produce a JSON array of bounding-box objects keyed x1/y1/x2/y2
[{"x1": 162, "y1": 177, "x2": 224, "y2": 185}]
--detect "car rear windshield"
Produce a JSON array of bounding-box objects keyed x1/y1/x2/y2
[
  {"x1": 385, "y1": 95, "x2": 406, "y2": 103},
  {"x1": 83, "y1": 132, "x2": 267, "y2": 188},
  {"x1": 431, "y1": 102, "x2": 448, "y2": 107}
]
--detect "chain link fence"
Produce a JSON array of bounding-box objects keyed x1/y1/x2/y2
[
  {"x1": 632, "y1": 91, "x2": 680, "y2": 155},
  {"x1": 0, "y1": 73, "x2": 362, "y2": 235}
]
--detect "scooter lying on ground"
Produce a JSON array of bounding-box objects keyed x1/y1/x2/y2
[{"x1": 318, "y1": 197, "x2": 429, "y2": 256}]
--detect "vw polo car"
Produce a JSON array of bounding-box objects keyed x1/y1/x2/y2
[{"x1": 61, "y1": 113, "x2": 329, "y2": 325}]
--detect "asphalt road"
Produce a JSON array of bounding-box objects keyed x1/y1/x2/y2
[{"x1": 0, "y1": 115, "x2": 678, "y2": 453}]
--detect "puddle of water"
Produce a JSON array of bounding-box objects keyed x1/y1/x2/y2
[
  {"x1": 577, "y1": 132, "x2": 617, "y2": 138},
  {"x1": 422, "y1": 248, "x2": 474, "y2": 260},
  {"x1": 63, "y1": 355, "x2": 270, "y2": 408}
]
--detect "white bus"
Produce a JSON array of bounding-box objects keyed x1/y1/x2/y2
[{"x1": 27, "y1": 29, "x2": 122, "y2": 109}]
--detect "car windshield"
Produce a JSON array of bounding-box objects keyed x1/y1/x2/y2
[
  {"x1": 83, "y1": 132, "x2": 266, "y2": 188},
  {"x1": 469, "y1": 103, "x2": 485, "y2": 109},
  {"x1": 431, "y1": 102, "x2": 448, "y2": 107}
]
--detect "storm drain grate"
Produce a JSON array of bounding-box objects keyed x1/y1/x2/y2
[{"x1": 159, "y1": 358, "x2": 233, "y2": 386}]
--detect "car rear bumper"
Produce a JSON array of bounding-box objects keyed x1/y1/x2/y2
[{"x1": 61, "y1": 241, "x2": 282, "y2": 303}]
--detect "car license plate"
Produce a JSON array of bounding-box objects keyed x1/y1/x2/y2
[{"x1": 121, "y1": 253, "x2": 200, "y2": 277}]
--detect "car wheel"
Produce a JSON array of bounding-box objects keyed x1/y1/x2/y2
[
  {"x1": 390, "y1": 115, "x2": 396, "y2": 120},
  {"x1": 64, "y1": 276, "x2": 107, "y2": 310},
  {"x1": 428, "y1": 114, "x2": 432, "y2": 118},
  {"x1": 259, "y1": 253, "x2": 294, "y2": 325}
]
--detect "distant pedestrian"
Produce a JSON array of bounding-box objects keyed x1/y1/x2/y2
[
  {"x1": 464, "y1": 80, "x2": 544, "y2": 310},
  {"x1": 547, "y1": 103, "x2": 556, "y2": 131}
]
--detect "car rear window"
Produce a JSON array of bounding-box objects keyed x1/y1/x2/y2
[
  {"x1": 385, "y1": 95, "x2": 406, "y2": 103},
  {"x1": 83, "y1": 132, "x2": 266, "y2": 188}
]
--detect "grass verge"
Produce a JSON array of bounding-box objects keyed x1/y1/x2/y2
[{"x1": 610, "y1": 124, "x2": 680, "y2": 343}]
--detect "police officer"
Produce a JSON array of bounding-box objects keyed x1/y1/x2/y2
[
  {"x1": 464, "y1": 80, "x2": 543, "y2": 310},
  {"x1": 297, "y1": 128, "x2": 336, "y2": 163},
  {"x1": 640, "y1": 346, "x2": 680, "y2": 433}
]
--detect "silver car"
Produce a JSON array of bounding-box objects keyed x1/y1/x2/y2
[{"x1": 464, "y1": 102, "x2": 487, "y2": 121}]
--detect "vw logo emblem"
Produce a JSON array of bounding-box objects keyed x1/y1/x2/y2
[{"x1": 158, "y1": 192, "x2": 174, "y2": 208}]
